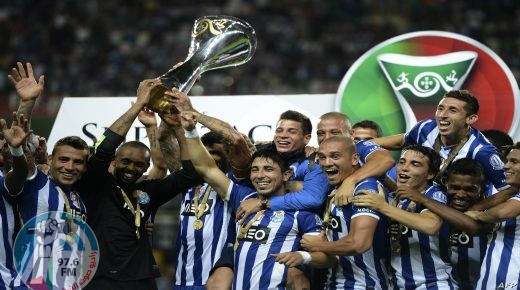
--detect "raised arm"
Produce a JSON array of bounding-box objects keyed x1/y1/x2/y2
[
  {"x1": 108, "y1": 79, "x2": 161, "y2": 136},
  {"x1": 180, "y1": 111, "x2": 231, "y2": 198},
  {"x1": 1, "y1": 113, "x2": 31, "y2": 195},
  {"x1": 138, "y1": 107, "x2": 167, "y2": 179},
  {"x1": 8, "y1": 62, "x2": 45, "y2": 129},
  {"x1": 156, "y1": 119, "x2": 182, "y2": 172},
  {"x1": 169, "y1": 89, "x2": 252, "y2": 179}
]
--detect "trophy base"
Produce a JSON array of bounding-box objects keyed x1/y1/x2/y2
[{"x1": 148, "y1": 85, "x2": 179, "y2": 115}]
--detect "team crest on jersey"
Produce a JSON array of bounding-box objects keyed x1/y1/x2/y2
[
  {"x1": 270, "y1": 211, "x2": 285, "y2": 223},
  {"x1": 138, "y1": 191, "x2": 150, "y2": 204},
  {"x1": 431, "y1": 190, "x2": 447, "y2": 203},
  {"x1": 489, "y1": 154, "x2": 504, "y2": 170},
  {"x1": 449, "y1": 231, "x2": 473, "y2": 248}
]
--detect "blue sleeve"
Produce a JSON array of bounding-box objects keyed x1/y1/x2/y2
[
  {"x1": 474, "y1": 148, "x2": 509, "y2": 192},
  {"x1": 297, "y1": 211, "x2": 323, "y2": 234},
  {"x1": 424, "y1": 185, "x2": 448, "y2": 205},
  {"x1": 269, "y1": 162, "x2": 329, "y2": 211},
  {"x1": 386, "y1": 165, "x2": 397, "y2": 182},
  {"x1": 404, "y1": 119, "x2": 433, "y2": 145},
  {"x1": 228, "y1": 182, "x2": 256, "y2": 212},
  {"x1": 352, "y1": 178, "x2": 383, "y2": 219},
  {"x1": 356, "y1": 140, "x2": 385, "y2": 164}
]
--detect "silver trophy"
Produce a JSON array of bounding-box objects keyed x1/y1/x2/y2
[{"x1": 148, "y1": 15, "x2": 257, "y2": 114}]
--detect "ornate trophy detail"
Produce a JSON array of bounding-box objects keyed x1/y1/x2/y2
[{"x1": 148, "y1": 15, "x2": 257, "y2": 114}]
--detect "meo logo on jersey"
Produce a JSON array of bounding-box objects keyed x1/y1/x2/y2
[
  {"x1": 449, "y1": 231, "x2": 473, "y2": 247},
  {"x1": 327, "y1": 215, "x2": 343, "y2": 232},
  {"x1": 241, "y1": 225, "x2": 270, "y2": 244},
  {"x1": 182, "y1": 199, "x2": 214, "y2": 216}
]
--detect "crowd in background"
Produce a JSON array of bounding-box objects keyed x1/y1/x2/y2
[{"x1": 1, "y1": 0, "x2": 519, "y2": 118}]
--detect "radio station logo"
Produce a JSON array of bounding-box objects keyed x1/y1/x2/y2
[
  {"x1": 335, "y1": 31, "x2": 520, "y2": 140},
  {"x1": 13, "y1": 211, "x2": 99, "y2": 290}
]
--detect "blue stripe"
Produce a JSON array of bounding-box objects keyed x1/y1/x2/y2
[
  {"x1": 479, "y1": 231, "x2": 497, "y2": 289},
  {"x1": 495, "y1": 219, "x2": 516, "y2": 287},
  {"x1": 1, "y1": 195, "x2": 16, "y2": 288},
  {"x1": 399, "y1": 234, "x2": 417, "y2": 289}
]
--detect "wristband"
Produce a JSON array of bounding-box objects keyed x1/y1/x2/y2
[
  {"x1": 297, "y1": 251, "x2": 312, "y2": 265},
  {"x1": 184, "y1": 128, "x2": 199, "y2": 139},
  {"x1": 8, "y1": 145, "x2": 24, "y2": 157}
]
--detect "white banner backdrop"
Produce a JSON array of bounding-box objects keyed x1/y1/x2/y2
[{"x1": 48, "y1": 94, "x2": 336, "y2": 152}]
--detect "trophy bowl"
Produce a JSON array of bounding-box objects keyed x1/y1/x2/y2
[{"x1": 148, "y1": 15, "x2": 257, "y2": 114}]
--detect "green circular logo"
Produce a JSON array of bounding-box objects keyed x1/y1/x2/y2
[{"x1": 336, "y1": 31, "x2": 519, "y2": 140}]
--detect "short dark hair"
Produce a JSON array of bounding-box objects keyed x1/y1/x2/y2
[
  {"x1": 352, "y1": 120, "x2": 383, "y2": 137},
  {"x1": 201, "y1": 131, "x2": 224, "y2": 147},
  {"x1": 251, "y1": 148, "x2": 290, "y2": 173},
  {"x1": 448, "y1": 158, "x2": 485, "y2": 184},
  {"x1": 503, "y1": 142, "x2": 520, "y2": 159},
  {"x1": 116, "y1": 141, "x2": 151, "y2": 163},
  {"x1": 52, "y1": 136, "x2": 89, "y2": 155},
  {"x1": 279, "y1": 110, "x2": 312, "y2": 135},
  {"x1": 444, "y1": 90, "x2": 479, "y2": 116},
  {"x1": 482, "y1": 129, "x2": 514, "y2": 154},
  {"x1": 402, "y1": 145, "x2": 441, "y2": 176}
]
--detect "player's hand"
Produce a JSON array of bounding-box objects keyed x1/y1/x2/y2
[
  {"x1": 236, "y1": 198, "x2": 262, "y2": 224},
  {"x1": 136, "y1": 79, "x2": 161, "y2": 107},
  {"x1": 8, "y1": 62, "x2": 44, "y2": 102},
  {"x1": 271, "y1": 252, "x2": 304, "y2": 267},
  {"x1": 180, "y1": 111, "x2": 197, "y2": 131},
  {"x1": 0, "y1": 112, "x2": 31, "y2": 148},
  {"x1": 138, "y1": 106, "x2": 158, "y2": 128},
  {"x1": 300, "y1": 231, "x2": 327, "y2": 252},
  {"x1": 352, "y1": 184, "x2": 387, "y2": 211},
  {"x1": 333, "y1": 177, "x2": 355, "y2": 206}
]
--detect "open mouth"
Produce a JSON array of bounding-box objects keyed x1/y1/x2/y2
[
  {"x1": 397, "y1": 174, "x2": 410, "y2": 183},
  {"x1": 438, "y1": 120, "x2": 451, "y2": 131}
]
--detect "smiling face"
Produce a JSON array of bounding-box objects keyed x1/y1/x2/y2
[
  {"x1": 250, "y1": 156, "x2": 291, "y2": 197},
  {"x1": 113, "y1": 145, "x2": 150, "y2": 185},
  {"x1": 446, "y1": 174, "x2": 483, "y2": 212},
  {"x1": 273, "y1": 119, "x2": 311, "y2": 154},
  {"x1": 435, "y1": 97, "x2": 477, "y2": 145},
  {"x1": 48, "y1": 145, "x2": 88, "y2": 189},
  {"x1": 396, "y1": 149, "x2": 434, "y2": 190},
  {"x1": 504, "y1": 148, "x2": 520, "y2": 187},
  {"x1": 316, "y1": 117, "x2": 352, "y2": 145},
  {"x1": 317, "y1": 137, "x2": 359, "y2": 187}
]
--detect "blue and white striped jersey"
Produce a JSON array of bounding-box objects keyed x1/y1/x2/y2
[
  {"x1": 226, "y1": 182, "x2": 323, "y2": 290},
  {"x1": 17, "y1": 170, "x2": 87, "y2": 223},
  {"x1": 326, "y1": 178, "x2": 389, "y2": 290},
  {"x1": 389, "y1": 185, "x2": 455, "y2": 290},
  {"x1": 174, "y1": 182, "x2": 233, "y2": 287},
  {"x1": 0, "y1": 178, "x2": 23, "y2": 289},
  {"x1": 449, "y1": 230, "x2": 487, "y2": 290},
  {"x1": 404, "y1": 118, "x2": 509, "y2": 194},
  {"x1": 476, "y1": 192, "x2": 520, "y2": 290}
]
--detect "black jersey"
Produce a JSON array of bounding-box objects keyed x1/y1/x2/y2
[{"x1": 77, "y1": 129, "x2": 200, "y2": 284}]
